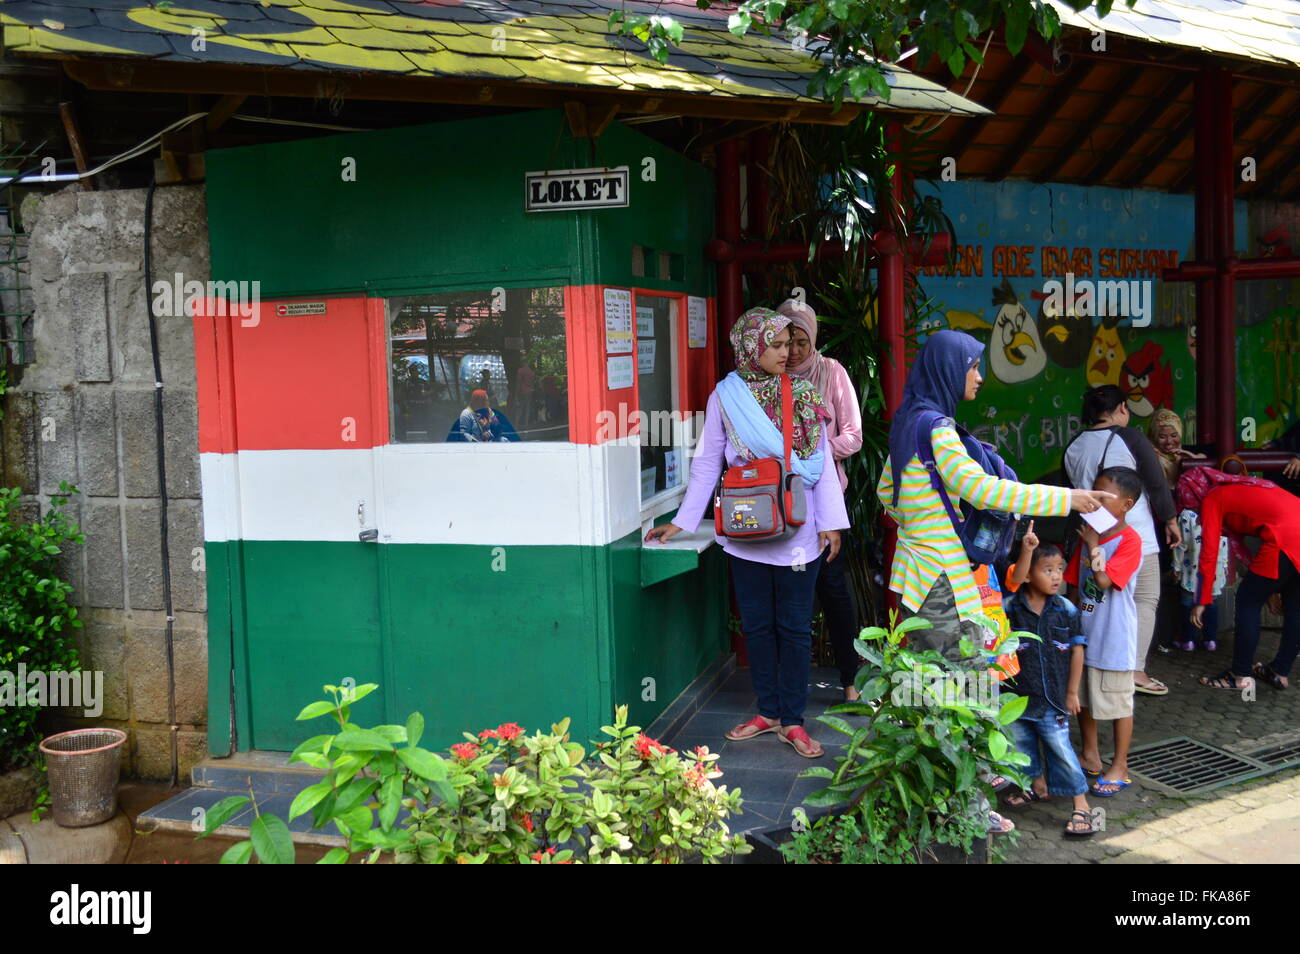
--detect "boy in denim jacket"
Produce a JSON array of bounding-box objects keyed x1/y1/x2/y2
[{"x1": 1001, "y1": 536, "x2": 1095, "y2": 838}]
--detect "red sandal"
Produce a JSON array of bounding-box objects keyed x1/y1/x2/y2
[
  {"x1": 777, "y1": 725, "x2": 824, "y2": 758},
  {"x1": 726, "y1": 714, "x2": 779, "y2": 741}
]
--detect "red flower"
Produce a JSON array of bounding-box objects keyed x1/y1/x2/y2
[
  {"x1": 478, "y1": 728, "x2": 499, "y2": 741},
  {"x1": 495, "y1": 722, "x2": 525, "y2": 742},
  {"x1": 529, "y1": 846, "x2": 557, "y2": 863},
  {"x1": 515, "y1": 811, "x2": 534, "y2": 833},
  {"x1": 450, "y1": 742, "x2": 480, "y2": 762},
  {"x1": 633, "y1": 734, "x2": 669, "y2": 760}
]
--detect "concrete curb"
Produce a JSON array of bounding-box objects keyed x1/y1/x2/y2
[{"x1": 0, "y1": 811, "x2": 131, "y2": 864}]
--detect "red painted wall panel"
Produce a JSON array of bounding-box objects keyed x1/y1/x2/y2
[{"x1": 194, "y1": 295, "x2": 385, "y2": 452}]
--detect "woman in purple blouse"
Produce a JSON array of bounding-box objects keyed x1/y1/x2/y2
[{"x1": 646, "y1": 307, "x2": 850, "y2": 758}]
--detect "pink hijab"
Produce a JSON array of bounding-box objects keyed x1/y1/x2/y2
[{"x1": 777, "y1": 298, "x2": 833, "y2": 399}]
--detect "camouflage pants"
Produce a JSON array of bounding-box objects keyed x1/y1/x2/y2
[{"x1": 900, "y1": 573, "x2": 987, "y2": 669}]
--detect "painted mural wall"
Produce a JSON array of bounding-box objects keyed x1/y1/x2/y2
[{"x1": 915, "y1": 180, "x2": 1300, "y2": 482}]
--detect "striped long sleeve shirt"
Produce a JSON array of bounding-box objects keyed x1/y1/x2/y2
[{"x1": 877, "y1": 424, "x2": 1072, "y2": 620}]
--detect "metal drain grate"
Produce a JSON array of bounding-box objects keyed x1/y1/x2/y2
[
  {"x1": 1243, "y1": 739, "x2": 1300, "y2": 769},
  {"x1": 1126, "y1": 737, "x2": 1271, "y2": 795}
]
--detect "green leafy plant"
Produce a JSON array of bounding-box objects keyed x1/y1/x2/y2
[
  {"x1": 0, "y1": 479, "x2": 85, "y2": 777},
  {"x1": 783, "y1": 612, "x2": 1031, "y2": 863},
  {"x1": 610, "y1": 1, "x2": 1136, "y2": 108},
  {"x1": 201, "y1": 688, "x2": 750, "y2": 864}
]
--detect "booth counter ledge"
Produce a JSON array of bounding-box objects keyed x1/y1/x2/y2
[{"x1": 641, "y1": 528, "x2": 716, "y2": 588}]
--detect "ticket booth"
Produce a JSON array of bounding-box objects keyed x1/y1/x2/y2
[{"x1": 194, "y1": 109, "x2": 728, "y2": 753}]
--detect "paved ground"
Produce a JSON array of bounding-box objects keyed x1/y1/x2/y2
[{"x1": 661, "y1": 624, "x2": 1300, "y2": 863}]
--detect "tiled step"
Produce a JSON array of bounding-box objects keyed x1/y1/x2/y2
[
  {"x1": 191, "y1": 753, "x2": 326, "y2": 796},
  {"x1": 135, "y1": 751, "x2": 344, "y2": 847},
  {"x1": 135, "y1": 785, "x2": 346, "y2": 848}
]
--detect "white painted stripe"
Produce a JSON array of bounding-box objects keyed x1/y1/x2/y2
[{"x1": 199, "y1": 442, "x2": 668, "y2": 547}]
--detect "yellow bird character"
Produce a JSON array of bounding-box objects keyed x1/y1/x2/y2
[{"x1": 1086, "y1": 318, "x2": 1127, "y2": 388}]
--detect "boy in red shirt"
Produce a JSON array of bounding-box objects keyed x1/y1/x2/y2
[{"x1": 1065, "y1": 466, "x2": 1145, "y2": 798}]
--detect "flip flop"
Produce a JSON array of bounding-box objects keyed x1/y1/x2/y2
[
  {"x1": 1134, "y1": 678, "x2": 1169, "y2": 696},
  {"x1": 987, "y1": 811, "x2": 1015, "y2": 834},
  {"x1": 1090, "y1": 777, "x2": 1132, "y2": 798},
  {"x1": 725, "y1": 714, "x2": 779, "y2": 741},
  {"x1": 1253, "y1": 663, "x2": 1288, "y2": 690},
  {"x1": 1199, "y1": 671, "x2": 1254, "y2": 692},
  {"x1": 981, "y1": 773, "x2": 1013, "y2": 793},
  {"x1": 1064, "y1": 809, "x2": 1096, "y2": 838},
  {"x1": 777, "y1": 725, "x2": 824, "y2": 758},
  {"x1": 1082, "y1": 766, "x2": 1103, "y2": 778},
  {"x1": 1004, "y1": 788, "x2": 1049, "y2": 809}
]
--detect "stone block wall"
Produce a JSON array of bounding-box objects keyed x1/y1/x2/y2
[{"x1": 2, "y1": 185, "x2": 210, "y2": 780}]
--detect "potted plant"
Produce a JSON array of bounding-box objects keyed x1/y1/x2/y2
[{"x1": 746, "y1": 613, "x2": 1032, "y2": 864}]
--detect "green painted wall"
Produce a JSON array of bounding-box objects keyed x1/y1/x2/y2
[
  {"x1": 607, "y1": 531, "x2": 728, "y2": 731},
  {"x1": 207, "y1": 110, "x2": 714, "y2": 300},
  {"x1": 206, "y1": 538, "x2": 725, "y2": 753}
]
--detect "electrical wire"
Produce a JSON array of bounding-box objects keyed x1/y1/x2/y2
[
  {"x1": 142, "y1": 179, "x2": 181, "y2": 788},
  {"x1": 906, "y1": 30, "x2": 995, "y2": 135}
]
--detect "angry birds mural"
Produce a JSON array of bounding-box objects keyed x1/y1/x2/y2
[
  {"x1": 944, "y1": 309, "x2": 993, "y2": 334},
  {"x1": 915, "y1": 313, "x2": 948, "y2": 345},
  {"x1": 1086, "y1": 317, "x2": 1127, "y2": 388},
  {"x1": 989, "y1": 279, "x2": 1046, "y2": 384},
  {"x1": 1122, "y1": 341, "x2": 1173, "y2": 417},
  {"x1": 1035, "y1": 292, "x2": 1093, "y2": 369}
]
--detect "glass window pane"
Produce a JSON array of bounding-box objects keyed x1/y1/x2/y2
[
  {"x1": 388, "y1": 288, "x2": 569, "y2": 443},
  {"x1": 637, "y1": 296, "x2": 684, "y2": 502}
]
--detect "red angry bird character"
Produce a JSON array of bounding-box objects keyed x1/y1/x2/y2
[{"x1": 1123, "y1": 341, "x2": 1173, "y2": 418}]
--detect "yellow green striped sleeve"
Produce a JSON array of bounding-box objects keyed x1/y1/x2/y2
[{"x1": 878, "y1": 428, "x2": 1071, "y2": 618}]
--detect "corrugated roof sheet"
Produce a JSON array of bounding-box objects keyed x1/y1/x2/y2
[
  {"x1": 1052, "y1": 0, "x2": 1300, "y2": 68},
  {"x1": 0, "y1": 0, "x2": 988, "y2": 116}
]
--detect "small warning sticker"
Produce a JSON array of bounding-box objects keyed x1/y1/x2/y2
[{"x1": 275, "y1": 302, "x2": 327, "y2": 316}]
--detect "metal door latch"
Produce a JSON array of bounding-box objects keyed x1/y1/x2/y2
[{"x1": 358, "y1": 528, "x2": 379, "y2": 543}]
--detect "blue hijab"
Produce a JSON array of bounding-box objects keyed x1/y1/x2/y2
[{"x1": 889, "y1": 330, "x2": 984, "y2": 505}]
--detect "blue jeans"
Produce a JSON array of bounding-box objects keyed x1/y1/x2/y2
[
  {"x1": 1180, "y1": 591, "x2": 1218, "y2": 644},
  {"x1": 1009, "y1": 712, "x2": 1087, "y2": 797},
  {"x1": 729, "y1": 554, "x2": 821, "y2": 726},
  {"x1": 816, "y1": 548, "x2": 860, "y2": 687},
  {"x1": 1231, "y1": 554, "x2": 1300, "y2": 678}
]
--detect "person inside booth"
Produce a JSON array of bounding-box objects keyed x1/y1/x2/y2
[{"x1": 446, "y1": 389, "x2": 521, "y2": 443}]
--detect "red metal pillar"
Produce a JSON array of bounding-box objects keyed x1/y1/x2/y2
[
  {"x1": 1193, "y1": 68, "x2": 1218, "y2": 449},
  {"x1": 715, "y1": 137, "x2": 743, "y2": 378},
  {"x1": 879, "y1": 123, "x2": 907, "y2": 613},
  {"x1": 1210, "y1": 67, "x2": 1237, "y2": 461},
  {"x1": 748, "y1": 130, "x2": 771, "y2": 243},
  {"x1": 879, "y1": 122, "x2": 907, "y2": 419}
]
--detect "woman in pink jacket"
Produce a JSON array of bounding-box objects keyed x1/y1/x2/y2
[{"x1": 778, "y1": 298, "x2": 865, "y2": 700}]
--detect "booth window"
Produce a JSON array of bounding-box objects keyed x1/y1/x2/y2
[
  {"x1": 388, "y1": 288, "x2": 569, "y2": 443},
  {"x1": 636, "y1": 293, "x2": 688, "y2": 505}
]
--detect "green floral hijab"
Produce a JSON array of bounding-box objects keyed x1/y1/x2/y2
[{"x1": 729, "y1": 307, "x2": 829, "y2": 459}]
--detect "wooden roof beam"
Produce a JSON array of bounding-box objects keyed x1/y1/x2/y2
[
  {"x1": 1245, "y1": 121, "x2": 1300, "y2": 197},
  {"x1": 60, "y1": 58, "x2": 880, "y2": 127},
  {"x1": 1168, "y1": 85, "x2": 1291, "y2": 193},
  {"x1": 1120, "y1": 109, "x2": 1195, "y2": 188},
  {"x1": 989, "y1": 59, "x2": 1094, "y2": 181},
  {"x1": 1082, "y1": 72, "x2": 1192, "y2": 185},
  {"x1": 1034, "y1": 64, "x2": 1141, "y2": 182},
  {"x1": 1239, "y1": 91, "x2": 1300, "y2": 195},
  {"x1": 944, "y1": 56, "x2": 1036, "y2": 170}
]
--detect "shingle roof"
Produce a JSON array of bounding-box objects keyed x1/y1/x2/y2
[
  {"x1": 1051, "y1": 0, "x2": 1300, "y2": 69},
  {"x1": 0, "y1": 0, "x2": 988, "y2": 116}
]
